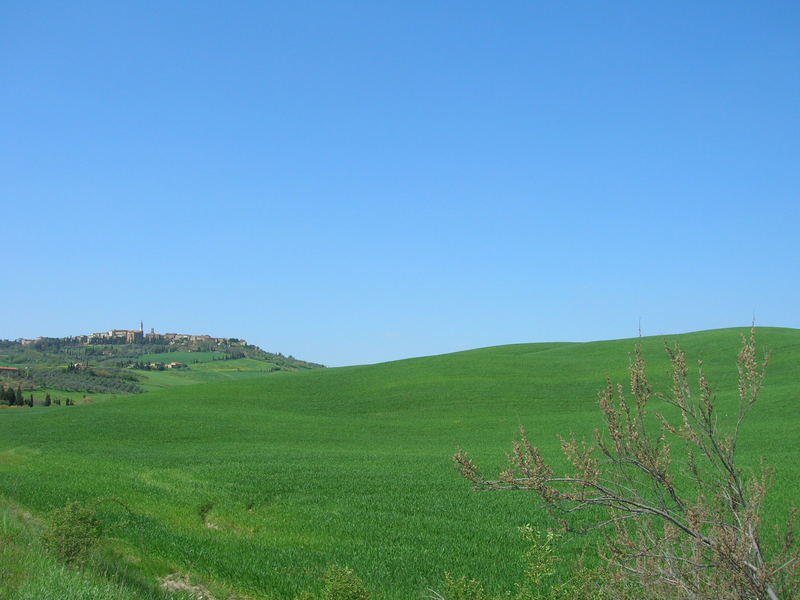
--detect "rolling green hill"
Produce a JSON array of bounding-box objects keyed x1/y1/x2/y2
[
  {"x1": 1, "y1": 327, "x2": 798, "y2": 599},
  {"x1": 0, "y1": 338, "x2": 323, "y2": 405}
]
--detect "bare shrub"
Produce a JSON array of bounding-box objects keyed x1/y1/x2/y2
[{"x1": 455, "y1": 329, "x2": 799, "y2": 600}]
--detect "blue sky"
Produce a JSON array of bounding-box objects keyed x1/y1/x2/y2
[{"x1": 2, "y1": 2, "x2": 798, "y2": 366}]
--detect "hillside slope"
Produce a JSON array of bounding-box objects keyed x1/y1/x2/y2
[{"x1": 0, "y1": 327, "x2": 798, "y2": 599}]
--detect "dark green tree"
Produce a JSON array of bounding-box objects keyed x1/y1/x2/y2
[{"x1": 44, "y1": 393, "x2": 52, "y2": 406}]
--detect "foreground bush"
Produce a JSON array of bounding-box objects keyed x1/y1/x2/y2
[
  {"x1": 322, "y1": 565, "x2": 370, "y2": 600},
  {"x1": 295, "y1": 565, "x2": 370, "y2": 600},
  {"x1": 431, "y1": 527, "x2": 615, "y2": 600},
  {"x1": 43, "y1": 501, "x2": 102, "y2": 565}
]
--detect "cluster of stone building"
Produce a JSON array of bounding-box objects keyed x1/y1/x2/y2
[
  {"x1": 18, "y1": 323, "x2": 247, "y2": 347},
  {"x1": 86, "y1": 328, "x2": 145, "y2": 344},
  {"x1": 141, "y1": 361, "x2": 187, "y2": 369}
]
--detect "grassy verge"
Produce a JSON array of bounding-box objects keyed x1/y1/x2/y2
[{"x1": 0, "y1": 500, "x2": 192, "y2": 600}]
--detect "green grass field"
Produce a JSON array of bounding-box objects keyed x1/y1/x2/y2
[{"x1": 1, "y1": 327, "x2": 798, "y2": 599}]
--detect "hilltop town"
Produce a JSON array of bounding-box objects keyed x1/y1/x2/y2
[
  {"x1": 3, "y1": 323, "x2": 322, "y2": 375},
  {"x1": 17, "y1": 322, "x2": 248, "y2": 348}
]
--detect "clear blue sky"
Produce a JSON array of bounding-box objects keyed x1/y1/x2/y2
[{"x1": 2, "y1": 2, "x2": 798, "y2": 366}]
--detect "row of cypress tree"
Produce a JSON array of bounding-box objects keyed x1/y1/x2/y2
[{"x1": 0, "y1": 386, "x2": 73, "y2": 406}]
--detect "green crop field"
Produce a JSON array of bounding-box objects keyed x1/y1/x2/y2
[
  {"x1": 138, "y1": 359, "x2": 286, "y2": 391},
  {"x1": 1, "y1": 327, "x2": 798, "y2": 599},
  {"x1": 136, "y1": 352, "x2": 229, "y2": 364}
]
